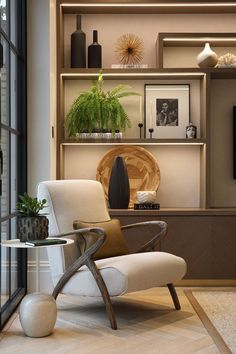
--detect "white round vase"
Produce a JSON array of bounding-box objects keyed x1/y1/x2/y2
[
  {"x1": 19, "y1": 293, "x2": 57, "y2": 337},
  {"x1": 197, "y1": 43, "x2": 218, "y2": 68}
]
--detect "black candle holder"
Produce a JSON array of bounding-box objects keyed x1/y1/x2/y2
[
  {"x1": 138, "y1": 123, "x2": 143, "y2": 139},
  {"x1": 149, "y1": 128, "x2": 154, "y2": 139}
]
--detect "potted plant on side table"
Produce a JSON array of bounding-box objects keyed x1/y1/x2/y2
[
  {"x1": 65, "y1": 71, "x2": 140, "y2": 139},
  {"x1": 16, "y1": 193, "x2": 48, "y2": 242}
]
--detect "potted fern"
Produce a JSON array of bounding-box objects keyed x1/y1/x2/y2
[
  {"x1": 16, "y1": 193, "x2": 48, "y2": 242},
  {"x1": 65, "y1": 72, "x2": 140, "y2": 138}
]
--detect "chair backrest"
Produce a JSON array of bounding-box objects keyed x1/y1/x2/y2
[{"x1": 37, "y1": 180, "x2": 111, "y2": 285}]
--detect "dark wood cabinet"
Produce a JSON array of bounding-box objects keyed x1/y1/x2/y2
[{"x1": 110, "y1": 210, "x2": 236, "y2": 281}]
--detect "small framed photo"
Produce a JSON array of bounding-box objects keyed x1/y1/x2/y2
[{"x1": 144, "y1": 84, "x2": 190, "y2": 138}]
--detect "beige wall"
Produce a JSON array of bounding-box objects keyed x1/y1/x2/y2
[
  {"x1": 27, "y1": 0, "x2": 54, "y2": 292},
  {"x1": 63, "y1": 145, "x2": 201, "y2": 208},
  {"x1": 64, "y1": 79, "x2": 201, "y2": 138},
  {"x1": 27, "y1": 0, "x2": 51, "y2": 196},
  {"x1": 64, "y1": 13, "x2": 236, "y2": 68}
]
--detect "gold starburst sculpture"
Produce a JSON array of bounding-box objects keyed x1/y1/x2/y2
[{"x1": 115, "y1": 33, "x2": 144, "y2": 65}]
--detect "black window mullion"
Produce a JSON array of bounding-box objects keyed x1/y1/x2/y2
[
  {"x1": 0, "y1": 30, "x2": 21, "y2": 58},
  {"x1": 0, "y1": 0, "x2": 27, "y2": 329}
]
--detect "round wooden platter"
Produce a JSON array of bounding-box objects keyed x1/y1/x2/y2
[{"x1": 96, "y1": 146, "x2": 161, "y2": 208}]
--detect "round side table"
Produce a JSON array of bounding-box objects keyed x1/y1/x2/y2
[{"x1": 1, "y1": 238, "x2": 74, "y2": 337}]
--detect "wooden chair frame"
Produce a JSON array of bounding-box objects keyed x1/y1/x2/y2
[{"x1": 51, "y1": 221, "x2": 180, "y2": 330}]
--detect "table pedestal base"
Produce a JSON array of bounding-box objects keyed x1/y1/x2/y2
[{"x1": 19, "y1": 293, "x2": 57, "y2": 337}]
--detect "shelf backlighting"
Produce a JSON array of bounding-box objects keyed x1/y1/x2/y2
[
  {"x1": 61, "y1": 142, "x2": 205, "y2": 146},
  {"x1": 164, "y1": 37, "x2": 236, "y2": 42},
  {"x1": 61, "y1": 72, "x2": 206, "y2": 78},
  {"x1": 61, "y1": 3, "x2": 236, "y2": 8}
]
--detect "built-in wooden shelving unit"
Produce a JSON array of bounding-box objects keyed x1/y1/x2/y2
[{"x1": 55, "y1": 0, "x2": 236, "y2": 282}]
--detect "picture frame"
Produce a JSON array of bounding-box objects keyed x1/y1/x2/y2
[{"x1": 144, "y1": 84, "x2": 190, "y2": 138}]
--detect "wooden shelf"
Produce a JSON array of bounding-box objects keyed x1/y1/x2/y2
[
  {"x1": 159, "y1": 32, "x2": 236, "y2": 47},
  {"x1": 210, "y1": 68, "x2": 236, "y2": 79},
  {"x1": 60, "y1": 68, "x2": 236, "y2": 80},
  {"x1": 60, "y1": 138, "x2": 206, "y2": 146},
  {"x1": 109, "y1": 208, "x2": 236, "y2": 216},
  {"x1": 60, "y1": 1, "x2": 236, "y2": 14}
]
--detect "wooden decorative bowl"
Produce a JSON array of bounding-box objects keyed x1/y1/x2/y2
[{"x1": 96, "y1": 146, "x2": 161, "y2": 208}]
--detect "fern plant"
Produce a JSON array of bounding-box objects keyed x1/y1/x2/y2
[{"x1": 65, "y1": 72, "x2": 140, "y2": 136}]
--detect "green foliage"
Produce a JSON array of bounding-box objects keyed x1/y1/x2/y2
[
  {"x1": 0, "y1": 6, "x2": 6, "y2": 20},
  {"x1": 65, "y1": 72, "x2": 140, "y2": 136},
  {"x1": 16, "y1": 193, "x2": 47, "y2": 217}
]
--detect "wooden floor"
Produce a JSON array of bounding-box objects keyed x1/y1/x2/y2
[{"x1": 0, "y1": 287, "x2": 220, "y2": 354}]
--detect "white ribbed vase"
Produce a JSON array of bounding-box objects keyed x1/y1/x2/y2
[
  {"x1": 137, "y1": 191, "x2": 157, "y2": 204},
  {"x1": 197, "y1": 43, "x2": 218, "y2": 68}
]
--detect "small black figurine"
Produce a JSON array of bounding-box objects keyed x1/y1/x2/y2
[
  {"x1": 186, "y1": 122, "x2": 197, "y2": 139},
  {"x1": 138, "y1": 123, "x2": 143, "y2": 139},
  {"x1": 149, "y1": 128, "x2": 154, "y2": 139}
]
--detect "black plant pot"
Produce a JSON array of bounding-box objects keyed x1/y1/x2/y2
[
  {"x1": 108, "y1": 156, "x2": 130, "y2": 209},
  {"x1": 17, "y1": 216, "x2": 49, "y2": 242}
]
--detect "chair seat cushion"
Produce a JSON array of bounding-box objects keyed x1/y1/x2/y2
[
  {"x1": 73, "y1": 219, "x2": 129, "y2": 260},
  {"x1": 60, "y1": 252, "x2": 187, "y2": 297}
]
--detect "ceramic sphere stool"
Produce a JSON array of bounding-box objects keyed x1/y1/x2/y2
[{"x1": 19, "y1": 293, "x2": 57, "y2": 337}]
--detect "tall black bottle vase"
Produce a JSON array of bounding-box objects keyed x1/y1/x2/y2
[
  {"x1": 88, "y1": 30, "x2": 102, "y2": 68},
  {"x1": 71, "y1": 14, "x2": 86, "y2": 68},
  {"x1": 108, "y1": 156, "x2": 130, "y2": 209}
]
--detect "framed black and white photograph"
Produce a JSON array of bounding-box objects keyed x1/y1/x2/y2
[{"x1": 144, "y1": 84, "x2": 190, "y2": 138}]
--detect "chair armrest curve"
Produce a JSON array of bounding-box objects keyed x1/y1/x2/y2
[
  {"x1": 120, "y1": 220, "x2": 168, "y2": 253},
  {"x1": 52, "y1": 227, "x2": 105, "y2": 298}
]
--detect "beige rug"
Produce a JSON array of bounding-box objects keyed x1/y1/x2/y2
[{"x1": 185, "y1": 289, "x2": 236, "y2": 354}]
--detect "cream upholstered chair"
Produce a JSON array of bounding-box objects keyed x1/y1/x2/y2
[{"x1": 37, "y1": 180, "x2": 187, "y2": 330}]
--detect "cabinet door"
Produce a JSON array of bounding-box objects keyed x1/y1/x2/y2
[
  {"x1": 212, "y1": 216, "x2": 236, "y2": 279},
  {"x1": 161, "y1": 216, "x2": 212, "y2": 279}
]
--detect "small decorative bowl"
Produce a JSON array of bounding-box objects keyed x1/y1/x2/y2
[{"x1": 136, "y1": 191, "x2": 157, "y2": 204}]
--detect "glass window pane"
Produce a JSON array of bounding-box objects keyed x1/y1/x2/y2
[
  {"x1": 1, "y1": 128, "x2": 9, "y2": 218},
  {"x1": 10, "y1": 0, "x2": 17, "y2": 47},
  {"x1": 10, "y1": 50, "x2": 17, "y2": 129},
  {"x1": 1, "y1": 37, "x2": 9, "y2": 126},
  {"x1": 10, "y1": 133, "x2": 17, "y2": 213},
  {"x1": 1, "y1": 220, "x2": 10, "y2": 307},
  {"x1": 0, "y1": 0, "x2": 9, "y2": 35},
  {"x1": 0, "y1": 0, "x2": 26, "y2": 328}
]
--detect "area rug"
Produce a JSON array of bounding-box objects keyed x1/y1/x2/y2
[{"x1": 185, "y1": 289, "x2": 236, "y2": 354}]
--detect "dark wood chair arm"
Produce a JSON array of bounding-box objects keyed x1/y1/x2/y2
[
  {"x1": 52, "y1": 227, "x2": 105, "y2": 299},
  {"x1": 120, "y1": 220, "x2": 168, "y2": 253}
]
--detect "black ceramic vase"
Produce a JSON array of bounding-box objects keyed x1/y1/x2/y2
[
  {"x1": 108, "y1": 156, "x2": 130, "y2": 209},
  {"x1": 71, "y1": 15, "x2": 86, "y2": 68},
  {"x1": 88, "y1": 30, "x2": 102, "y2": 68}
]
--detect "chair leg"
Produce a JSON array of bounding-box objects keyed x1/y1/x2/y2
[
  {"x1": 85, "y1": 259, "x2": 118, "y2": 330},
  {"x1": 167, "y1": 283, "x2": 181, "y2": 310}
]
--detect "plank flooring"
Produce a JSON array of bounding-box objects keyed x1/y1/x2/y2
[{"x1": 0, "y1": 288, "x2": 220, "y2": 354}]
